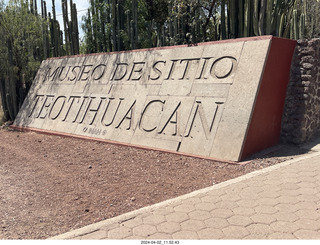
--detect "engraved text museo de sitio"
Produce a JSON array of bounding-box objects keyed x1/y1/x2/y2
[{"x1": 28, "y1": 56, "x2": 236, "y2": 139}]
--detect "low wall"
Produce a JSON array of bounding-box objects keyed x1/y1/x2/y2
[
  {"x1": 281, "y1": 39, "x2": 320, "y2": 144},
  {"x1": 12, "y1": 36, "x2": 296, "y2": 161}
]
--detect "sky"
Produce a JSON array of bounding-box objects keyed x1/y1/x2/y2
[{"x1": 4, "y1": 0, "x2": 89, "y2": 39}]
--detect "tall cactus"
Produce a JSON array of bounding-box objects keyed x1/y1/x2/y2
[
  {"x1": 5, "y1": 38, "x2": 18, "y2": 120},
  {"x1": 299, "y1": 13, "x2": 305, "y2": 39},
  {"x1": 252, "y1": 0, "x2": 259, "y2": 36},
  {"x1": 62, "y1": 0, "x2": 70, "y2": 55},
  {"x1": 112, "y1": 0, "x2": 117, "y2": 51},
  {"x1": 132, "y1": 0, "x2": 138, "y2": 49},
  {"x1": 266, "y1": 0, "x2": 273, "y2": 34},
  {"x1": 41, "y1": 0, "x2": 50, "y2": 59},
  {"x1": 70, "y1": 1, "x2": 79, "y2": 54},
  {"x1": 243, "y1": 0, "x2": 250, "y2": 37},
  {"x1": 228, "y1": 0, "x2": 237, "y2": 38}
]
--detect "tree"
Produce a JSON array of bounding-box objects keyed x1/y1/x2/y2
[
  {"x1": 0, "y1": 0, "x2": 81, "y2": 121},
  {"x1": 0, "y1": 0, "x2": 45, "y2": 120}
]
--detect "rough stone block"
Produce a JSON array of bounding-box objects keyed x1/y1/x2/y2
[{"x1": 13, "y1": 36, "x2": 296, "y2": 161}]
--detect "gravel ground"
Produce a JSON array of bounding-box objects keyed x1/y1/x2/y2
[{"x1": 0, "y1": 128, "x2": 309, "y2": 239}]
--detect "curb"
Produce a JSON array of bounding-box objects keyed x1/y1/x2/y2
[{"x1": 49, "y1": 148, "x2": 320, "y2": 240}]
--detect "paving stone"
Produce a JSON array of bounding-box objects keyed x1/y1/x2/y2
[
  {"x1": 260, "y1": 185, "x2": 282, "y2": 193},
  {"x1": 243, "y1": 234, "x2": 268, "y2": 239},
  {"x1": 299, "y1": 171, "x2": 318, "y2": 177},
  {"x1": 204, "y1": 217, "x2": 229, "y2": 229},
  {"x1": 222, "y1": 226, "x2": 249, "y2": 239},
  {"x1": 250, "y1": 213, "x2": 276, "y2": 224},
  {"x1": 297, "y1": 182, "x2": 318, "y2": 188},
  {"x1": 183, "y1": 197, "x2": 202, "y2": 205},
  {"x1": 294, "y1": 218, "x2": 320, "y2": 231},
  {"x1": 295, "y1": 209, "x2": 320, "y2": 220},
  {"x1": 272, "y1": 211, "x2": 299, "y2": 222},
  {"x1": 133, "y1": 224, "x2": 157, "y2": 237},
  {"x1": 277, "y1": 189, "x2": 301, "y2": 197},
  {"x1": 280, "y1": 169, "x2": 300, "y2": 175},
  {"x1": 297, "y1": 176, "x2": 317, "y2": 184},
  {"x1": 233, "y1": 206, "x2": 256, "y2": 216},
  {"x1": 173, "y1": 204, "x2": 195, "y2": 213},
  {"x1": 188, "y1": 210, "x2": 211, "y2": 221},
  {"x1": 172, "y1": 230, "x2": 199, "y2": 239},
  {"x1": 254, "y1": 205, "x2": 278, "y2": 214},
  {"x1": 283, "y1": 178, "x2": 301, "y2": 184},
  {"x1": 180, "y1": 220, "x2": 205, "y2": 231},
  {"x1": 156, "y1": 222, "x2": 181, "y2": 234},
  {"x1": 210, "y1": 208, "x2": 234, "y2": 218},
  {"x1": 126, "y1": 236, "x2": 145, "y2": 240},
  {"x1": 297, "y1": 188, "x2": 319, "y2": 196},
  {"x1": 194, "y1": 202, "x2": 218, "y2": 211},
  {"x1": 295, "y1": 201, "x2": 319, "y2": 211},
  {"x1": 241, "y1": 186, "x2": 264, "y2": 194},
  {"x1": 275, "y1": 203, "x2": 299, "y2": 213},
  {"x1": 236, "y1": 199, "x2": 259, "y2": 208},
  {"x1": 197, "y1": 228, "x2": 225, "y2": 239},
  {"x1": 239, "y1": 192, "x2": 260, "y2": 200},
  {"x1": 246, "y1": 223, "x2": 274, "y2": 237},
  {"x1": 258, "y1": 190, "x2": 281, "y2": 198},
  {"x1": 256, "y1": 197, "x2": 279, "y2": 206},
  {"x1": 270, "y1": 221, "x2": 299, "y2": 233},
  {"x1": 100, "y1": 222, "x2": 120, "y2": 231},
  {"x1": 219, "y1": 193, "x2": 241, "y2": 202},
  {"x1": 147, "y1": 233, "x2": 173, "y2": 240},
  {"x1": 79, "y1": 230, "x2": 108, "y2": 240},
  {"x1": 244, "y1": 179, "x2": 266, "y2": 187},
  {"x1": 279, "y1": 183, "x2": 300, "y2": 190},
  {"x1": 107, "y1": 227, "x2": 132, "y2": 239},
  {"x1": 294, "y1": 229, "x2": 320, "y2": 239},
  {"x1": 214, "y1": 200, "x2": 238, "y2": 209},
  {"x1": 276, "y1": 195, "x2": 300, "y2": 205},
  {"x1": 200, "y1": 195, "x2": 221, "y2": 204},
  {"x1": 206, "y1": 189, "x2": 226, "y2": 197},
  {"x1": 297, "y1": 194, "x2": 320, "y2": 202},
  {"x1": 267, "y1": 232, "x2": 296, "y2": 239},
  {"x1": 121, "y1": 217, "x2": 143, "y2": 228},
  {"x1": 263, "y1": 180, "x2": 283, "y2": 187},
  {"x1": 264, "y1": 173, "x2": 282, "y2": 181},
  {"x1": 153, "y1": 207, "x2": 175, "y2": 216},
  {"x1": 227, "y1": 215, "x2": 253, "y2": 227},
  {"x1": 165, "y1": 212, "x2": 189, "y2": 223},
  {"x1": 143, "y1": 214, "x2": 166, "y2": 226},
  {"x1": 195, "y1": 192, "x2": 209, "y2": 199},
  {"x1": 225, "y1": 183, "x2": 249, "y2": 192}
]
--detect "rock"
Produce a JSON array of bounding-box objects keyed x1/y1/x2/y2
[
  {"x1": 130, "y1": 197, "x2": 136, "y2": 202},
  {"x1": 88, "y1": 165, "x2": 92, "y2": 169}
]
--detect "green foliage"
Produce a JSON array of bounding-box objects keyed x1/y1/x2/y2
[
  {"x1": 0, "y1": 0, "x2": 44, "y2": 120},
  {"x1": 0, "y1": 0, "x2": 80, "y2": 121},
  {"x1": 81, "y1": 0, "x2": 220, "y2": 52},
  {"x1": 1, "y1": 0, "x2": 320, "y2": 122},
  {"x1": 81, "y1": 0, "x2": 320, "y2": 52}
]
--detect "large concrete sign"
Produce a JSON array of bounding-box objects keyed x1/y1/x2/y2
[{"x1": 13, "y1": 36, "x2": 296, "y2": 161}]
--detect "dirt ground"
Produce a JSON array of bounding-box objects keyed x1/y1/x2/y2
[{"x1": 0, "y1": 127, "x2": 309, "y2": 239}]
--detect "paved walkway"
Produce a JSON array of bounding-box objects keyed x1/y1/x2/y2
[{"x1": 50, "y1": 139, "x2": 320, "y2": 240}]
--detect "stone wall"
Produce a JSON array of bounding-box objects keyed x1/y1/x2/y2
[{"x1": 281, "y1": 39, "x2": 320, "y2": 144}]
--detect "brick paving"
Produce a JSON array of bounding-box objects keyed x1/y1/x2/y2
[{"x1": 50, "y1": 139, "x2": 320, "y2": 240}]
